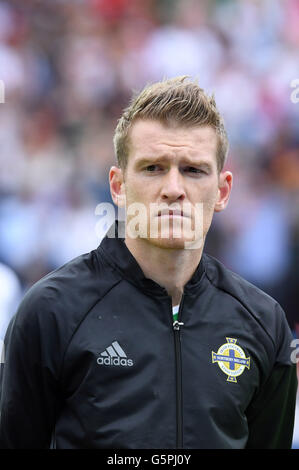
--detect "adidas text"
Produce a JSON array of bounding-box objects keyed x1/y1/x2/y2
[
  {"x1": 97, "y1": 341, "x2": 134, "y2": 367},
  {"x1": 97, "y1": 356, "x2": 133, "y2": 367}
]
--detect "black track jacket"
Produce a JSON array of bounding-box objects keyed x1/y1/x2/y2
[{"x1": 0, "y1": 222, "x2": 297, "y2": 449}]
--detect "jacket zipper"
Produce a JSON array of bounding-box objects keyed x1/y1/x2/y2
[{"x1": 172, "y1": 294, "x2": 185, "y2": 449}]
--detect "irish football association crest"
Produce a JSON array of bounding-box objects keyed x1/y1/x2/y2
[{"x1": 212, "y1": 338, "x2": 250, "y2": 383}]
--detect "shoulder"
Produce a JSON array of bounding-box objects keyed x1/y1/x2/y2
[
  {"x1": 202, "y1": 253, "x2": 292, "y2": 349},
  {"x1": 203, "y1": 253, "x2": 278, "y2": 310},
  {"x1": 14, "y1": 248, "x2": 121, "y2": 333},
  {"x1": 5, "y1": 249, "x2": 122, "y2": 374}
]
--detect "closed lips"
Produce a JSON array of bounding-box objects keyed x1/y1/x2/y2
[{"x1": 157, "y1": 209, "x2": 189, "y2": 217}]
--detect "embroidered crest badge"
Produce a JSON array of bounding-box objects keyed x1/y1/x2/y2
[{"x1": 212, "y1": 337, "x2": 250, "y2": 382}]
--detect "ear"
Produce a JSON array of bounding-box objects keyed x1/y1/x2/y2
[
  {"x1": 214, "y1": 171, "x2": 233, "y2": 213},
  {"x1": 109, "y1": 166, "x2": 126, "y2": 208}
]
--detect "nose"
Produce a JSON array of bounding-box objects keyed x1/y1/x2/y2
[{"x1": 160, "y1": 168, "x2": 186, "y2": 202}]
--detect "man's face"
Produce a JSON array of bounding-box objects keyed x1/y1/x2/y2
[{"x1": 110, "y1": 119, "x2": 232, "y2": 250}]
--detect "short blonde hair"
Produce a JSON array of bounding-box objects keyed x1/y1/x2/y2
[{"x1": 113, "y1": 76, "x2": 229, "y2": 172}]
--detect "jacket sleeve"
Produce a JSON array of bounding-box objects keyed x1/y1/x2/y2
[
  {"x1": 0, "y1": 292, "x2": 63, "y2": 449},
  {"x1": 245, "y1": 304, "x2": 298, "y2": 449}
]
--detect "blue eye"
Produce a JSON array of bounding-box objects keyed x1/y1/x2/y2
[
  {"x1": 145, "y1": 165, "x2": 160, "y2": 172},
  {"x1": 185, "y1": 167, "x2": 203, "y2": 174}
]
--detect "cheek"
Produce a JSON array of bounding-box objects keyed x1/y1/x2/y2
[
  {"x1": 124, "y1": 177, "x2": 139, "y2": 201},
  {"x1": 125, "y1": 175, "x2": 158, "y2": 203},
  {"x1": 197, "y1": 186, "x2": 218, "y2": 226},
  {"x1": 203, "y1": 197, "x2": 217, "y2": 213},
  {"x1": 195, "y1": 183, "x2": 218, "y2": 208},
  {"x1": 124, "y1": 180, "x2": 153, "y2": 214}
]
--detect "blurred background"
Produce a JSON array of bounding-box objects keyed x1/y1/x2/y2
[{"x1": 0, "y1": 0, "x2": 298, "y2": 444}]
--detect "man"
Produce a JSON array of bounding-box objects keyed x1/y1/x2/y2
[{"x1": 0, "y1": 77, "x2": 297, "y2": 449}]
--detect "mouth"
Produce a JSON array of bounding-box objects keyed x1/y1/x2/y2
[{"x1": 157, "y1": 209, "x2": 189, "y2": 218}]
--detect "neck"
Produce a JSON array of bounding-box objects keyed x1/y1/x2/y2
[{"x1": 125, "y1": 237, "x2": 203, "y2": 306}]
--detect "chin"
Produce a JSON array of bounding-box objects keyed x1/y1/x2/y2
[
  {"x1": 145, "y1": 230, "x2": 202, "y2": 250},
  {"x1": 147, "y1": 238, "x2": 186, "y2": 250}
]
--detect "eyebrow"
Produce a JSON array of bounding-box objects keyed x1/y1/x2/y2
[{"x1": 134, "y1": 156, "x2": 214, "y2": 171}]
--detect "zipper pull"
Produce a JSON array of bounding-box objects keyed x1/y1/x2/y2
[{"x1": 173, "y1": 320, "x2": 184, "y2": 331}]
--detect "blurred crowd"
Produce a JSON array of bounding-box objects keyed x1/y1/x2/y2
[{"x1": 0, "y1": 0, "x2": 298, "y2": 334}]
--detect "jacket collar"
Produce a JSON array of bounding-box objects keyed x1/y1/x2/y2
[{"x1": 98, "y1": 220, "x2": 205, "y2": 297}]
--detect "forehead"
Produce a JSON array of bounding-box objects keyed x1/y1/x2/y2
[{"x1": 128, "y1": 119, "x2": 218, "y2": 161}]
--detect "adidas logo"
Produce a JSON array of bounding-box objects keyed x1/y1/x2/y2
[{"x1": 97, "y1": 341, "x2": 134, "y2": 367}]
